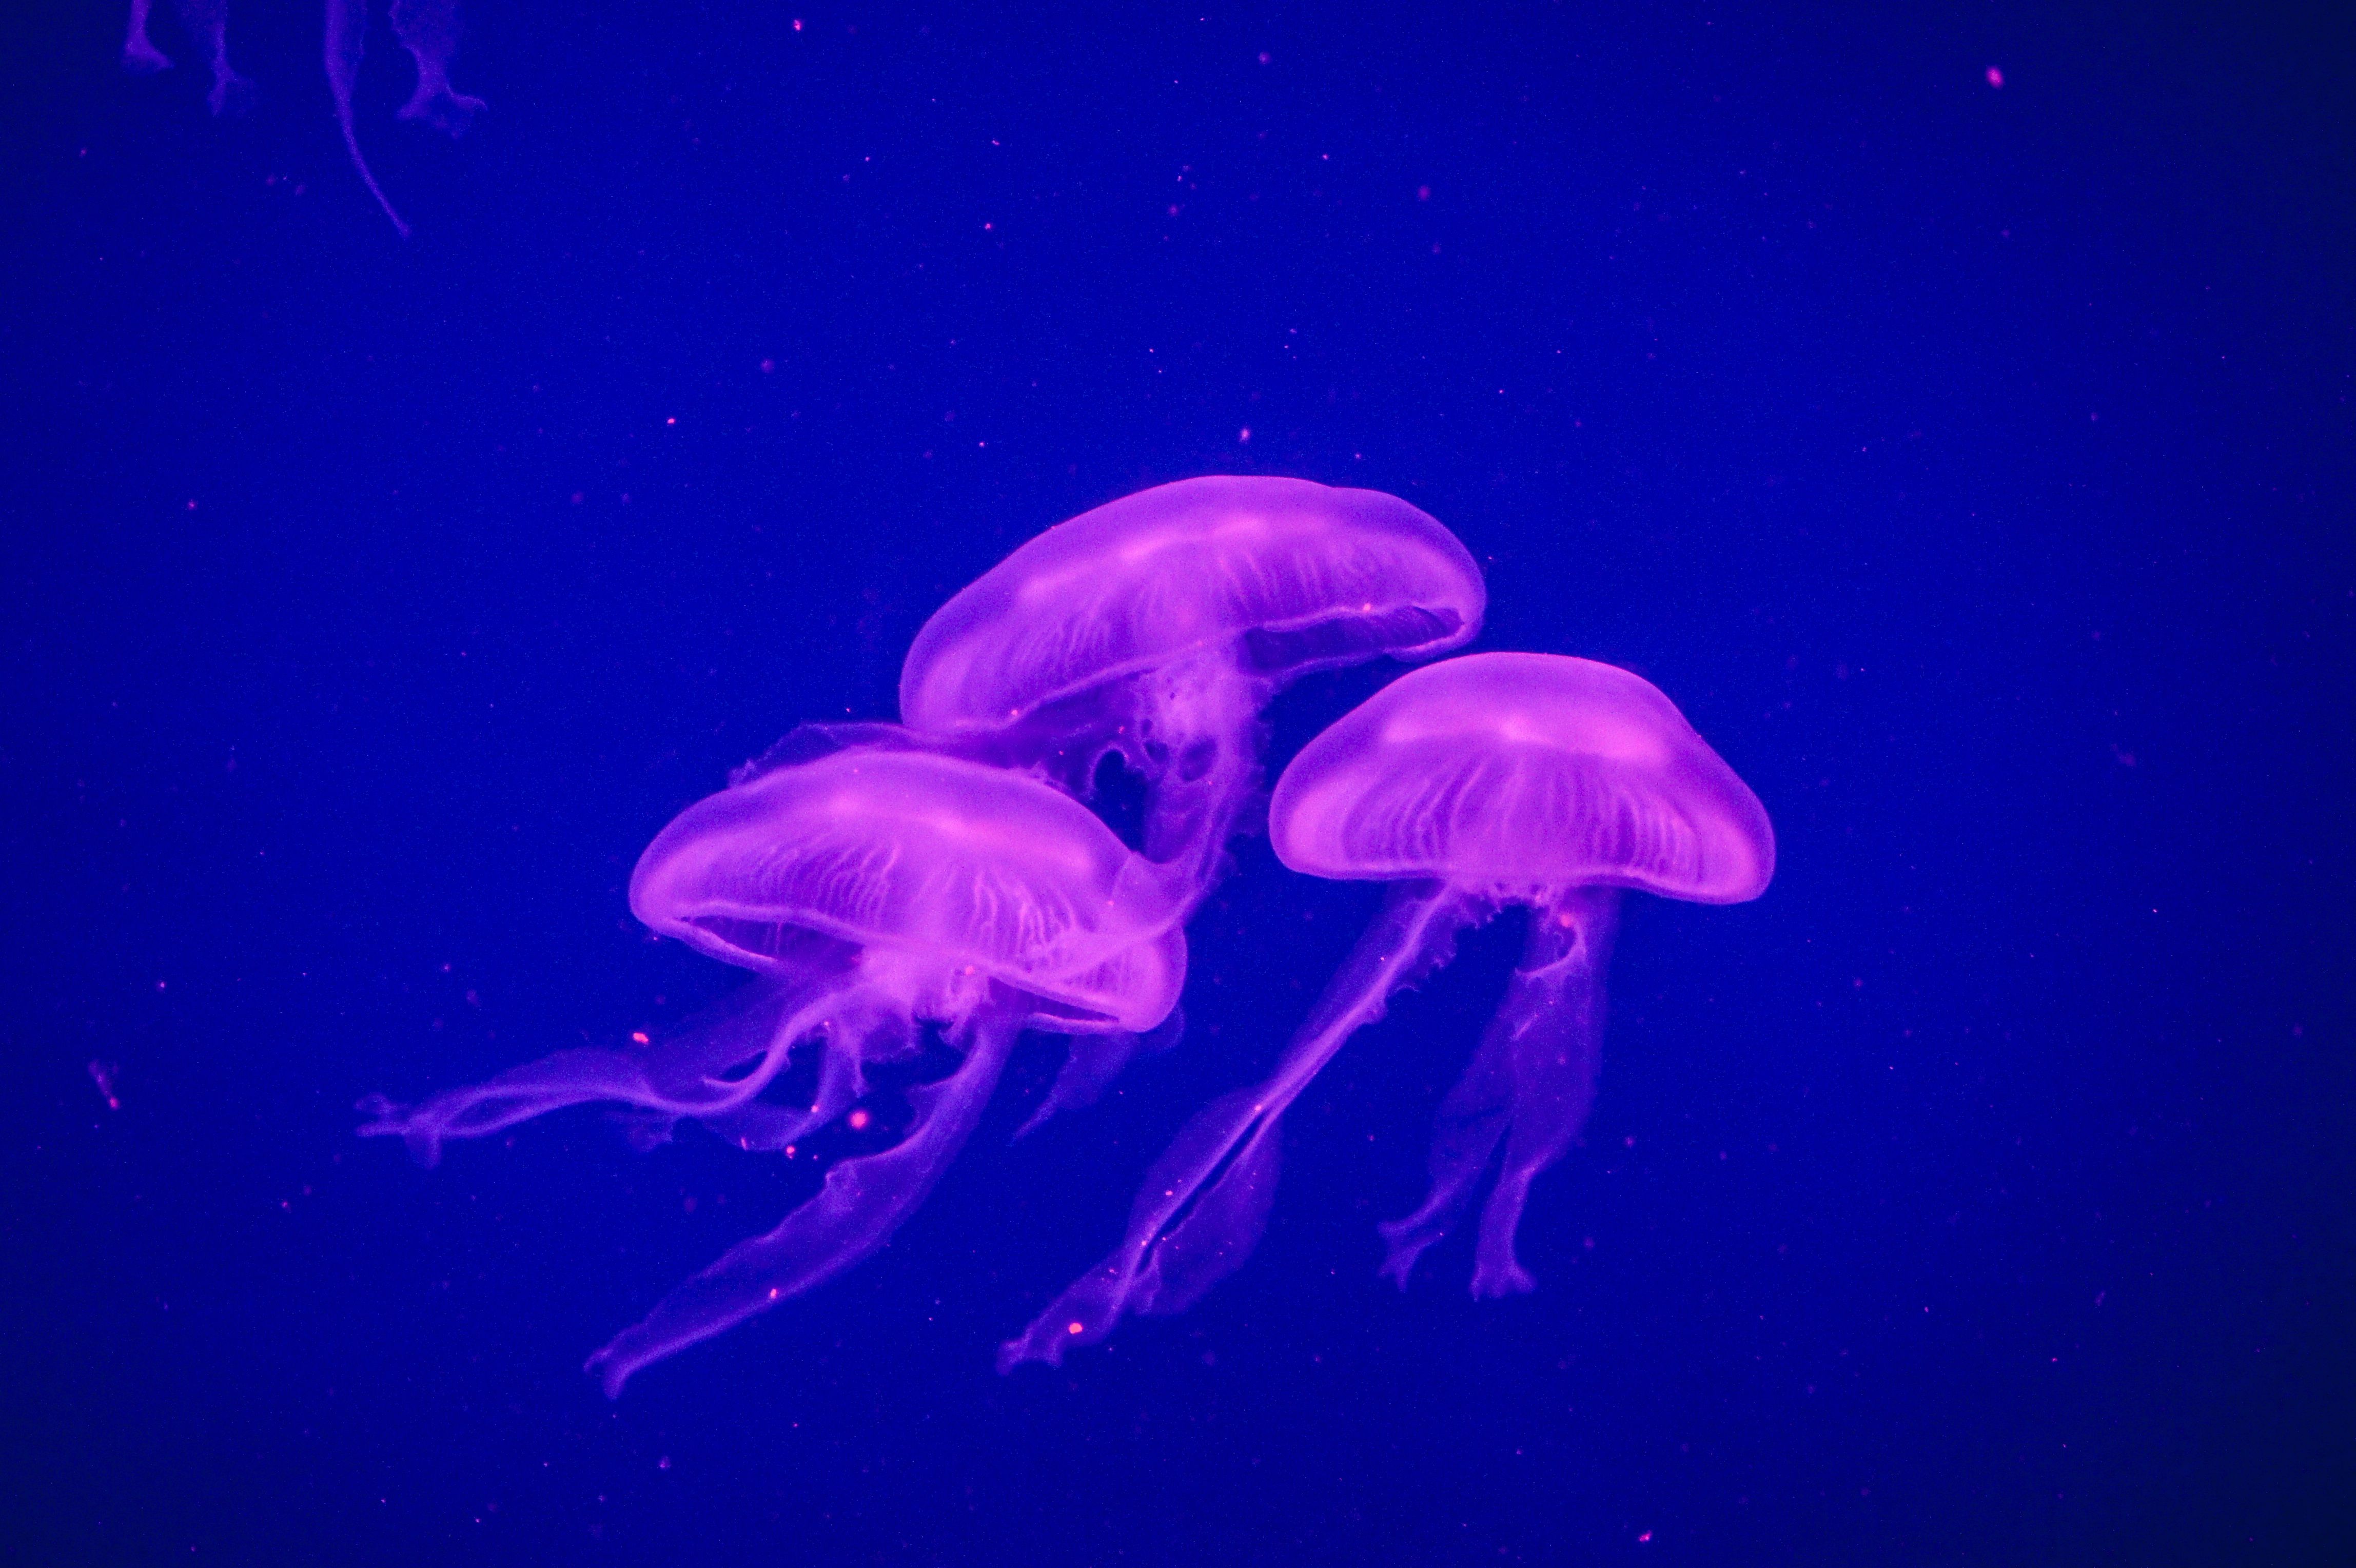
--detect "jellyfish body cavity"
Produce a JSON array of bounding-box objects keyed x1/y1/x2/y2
[
  {"x1": 362, "y1": 743, "x2": 1184, "y2": 1395},
  {"x1": 900, "y1": 476, "x2": 1485, "y2": 911},
  {"x1": 1000, "y1": 652, "x2": 1772, "y2": 1367}
]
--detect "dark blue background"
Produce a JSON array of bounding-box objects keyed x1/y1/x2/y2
[{"x1": 5, "y1": 2, "x2": 2349, "y2": 1562}]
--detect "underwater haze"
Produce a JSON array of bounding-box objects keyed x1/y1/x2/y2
[{"x1": 3, "y1": 1, "x2": 2350, "y2": 1562}]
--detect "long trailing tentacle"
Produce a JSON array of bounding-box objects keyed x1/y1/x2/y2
[
  {"x1": 1000, "y1": 882, "x2": 1485, "y2": 1370},
  {"x1": 324, "y1": 0, "x2": 409, "y2": 236},
  {"x1": 357, "y1": 969, "x2": 851, "y2": 1167},
  {"x1": 585, "y1": 1010, "x2": 1021, "y2": 1397},
  {"x1": 1379, "y1": 887, "x2": 1619, "y2": 1296}
]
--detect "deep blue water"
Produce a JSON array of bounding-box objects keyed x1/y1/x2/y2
[{"x1": 4, "y1": 2, "x2": 2350, "y2": 1562}]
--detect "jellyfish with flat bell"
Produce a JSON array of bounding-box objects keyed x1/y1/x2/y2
[
  {"x1": 900, "y1": 475, "x2": 1485, "y2": 917},
  {"x1": 362, "y1": 740, "x2": 1185, "y2": 1394},
  {"x1": 999, "y1": 652, "x2": 1771, "y2": 1367}
]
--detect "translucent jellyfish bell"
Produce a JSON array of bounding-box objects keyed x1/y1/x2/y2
[
  {"x1": 630, "y1": 747, "x2": 1185, "y2": 1029},
  {"x1": 364, "y1": 743, "x2": 1184, "y2": 1394},
  {"x1": 1002, "y1": 653, "x2": 1772, "y2": 1365},
  {"x1": 900, "y1": 475, "x2": 1485, "y2": 913},
  {"x1": 1275, "y1": 652, "x2": 1775, "y2": 903}
]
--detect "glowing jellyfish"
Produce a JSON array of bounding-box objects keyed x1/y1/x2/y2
[
  {"x1": 1000, "y1": 652, "x2": 1772, "y2": 1366},
  {"x1": 362, "y1": 741, "x2": 1185, "y2": 1394},
  {"x1": 900, "y1": 476, "x2": 1485, "y2": 916}
]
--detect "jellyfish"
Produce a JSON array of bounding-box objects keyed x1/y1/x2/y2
[
  {"x1": 1000, "y1": 652, "x2": 1772, "y2": 1367},
  {"x1": 362, "y1": 741, "x2": 1186, "y2": 1394},
  {"x1": 899, "y1": 476, "x2": 1486, "y2": 916},
  {"x1": 126, "y1": 0, "x2": 479, "y2": 235}
]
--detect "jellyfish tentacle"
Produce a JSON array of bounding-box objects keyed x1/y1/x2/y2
[
  {"x1": 586, "y1": 1010, "x2": 1022, "y2": 1397},
  {"x1": 1000, "y1": 883, "x2": 1484, "y2": 1370},
  {"x1": 357, "y1": 970, "x2": 846, "y2": 1166},
  {"x1": 1468, "y1": 888, "x2": 1618, "y2": 1298},
  {"x1": 616, "y1": 1004, "x2": 873, "y2": 1153},
  {"x1": 695, "y1": 1023, "x2": 869, "y2": 1152},
  {"x1": 324, "y1": 0, "x2": 410, "y2": 236}
]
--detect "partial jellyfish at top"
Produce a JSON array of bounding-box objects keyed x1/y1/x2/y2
[
  {"x1": 123, "y1": 0, "x2": 253, "y2": 117},
  {"x1": 899, "y1": 476, "x2": 1486, "y2": 918},
  {"x1": 1000, "y1": 652, "x2": 1773, "y2": 1367},
  {"x1": 124, "y1": 0, "x2": 479, "y2": 236},
  {"x1": 362, "y1": 738, "x2": 1186, "y2": 1395}
]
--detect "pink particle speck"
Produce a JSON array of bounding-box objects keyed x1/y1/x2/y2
[{"x1": 1987, "y1": 67, "x2": 2005, "y2": 88}]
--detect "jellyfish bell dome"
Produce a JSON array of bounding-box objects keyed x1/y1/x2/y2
[
  {"x1": 630, "y1": 748, "x2": 1186, "y2": 1032},
  {"x1": 899, "y1": 475, "x2": 1486, "y2": 735},
  {"x1": 1270, "y1": 652, "x2": 1775, "y2": 906}
]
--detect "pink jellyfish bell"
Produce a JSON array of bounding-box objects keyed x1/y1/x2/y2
[
  {"x1": 900, "y1": 476, "x2": 1485, "y2": 914},
  {"x1": 364, "y1": 743, "x2": 1184, "y2": 1393},
  {"x1": 1002, "y1": 652, "x2": 1771, "y2": 1366}
]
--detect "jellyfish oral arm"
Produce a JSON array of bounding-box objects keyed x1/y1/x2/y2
[
  {"x1": 585, "y1": 1011, "x2": 1020, "y2": 1397},
  {"x1": 998, "y1": 882, "x2": 1484, "y2": 1370},
  {"x1": 324, "y1": 0, "x2": 411, "y2": 236},
  {"x1": 357, "y1": 967, "x2": 847, "y2": 1167},
  {"x1": 1378, "y1": 887, "x2": 1620, "y2": 1297}
]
